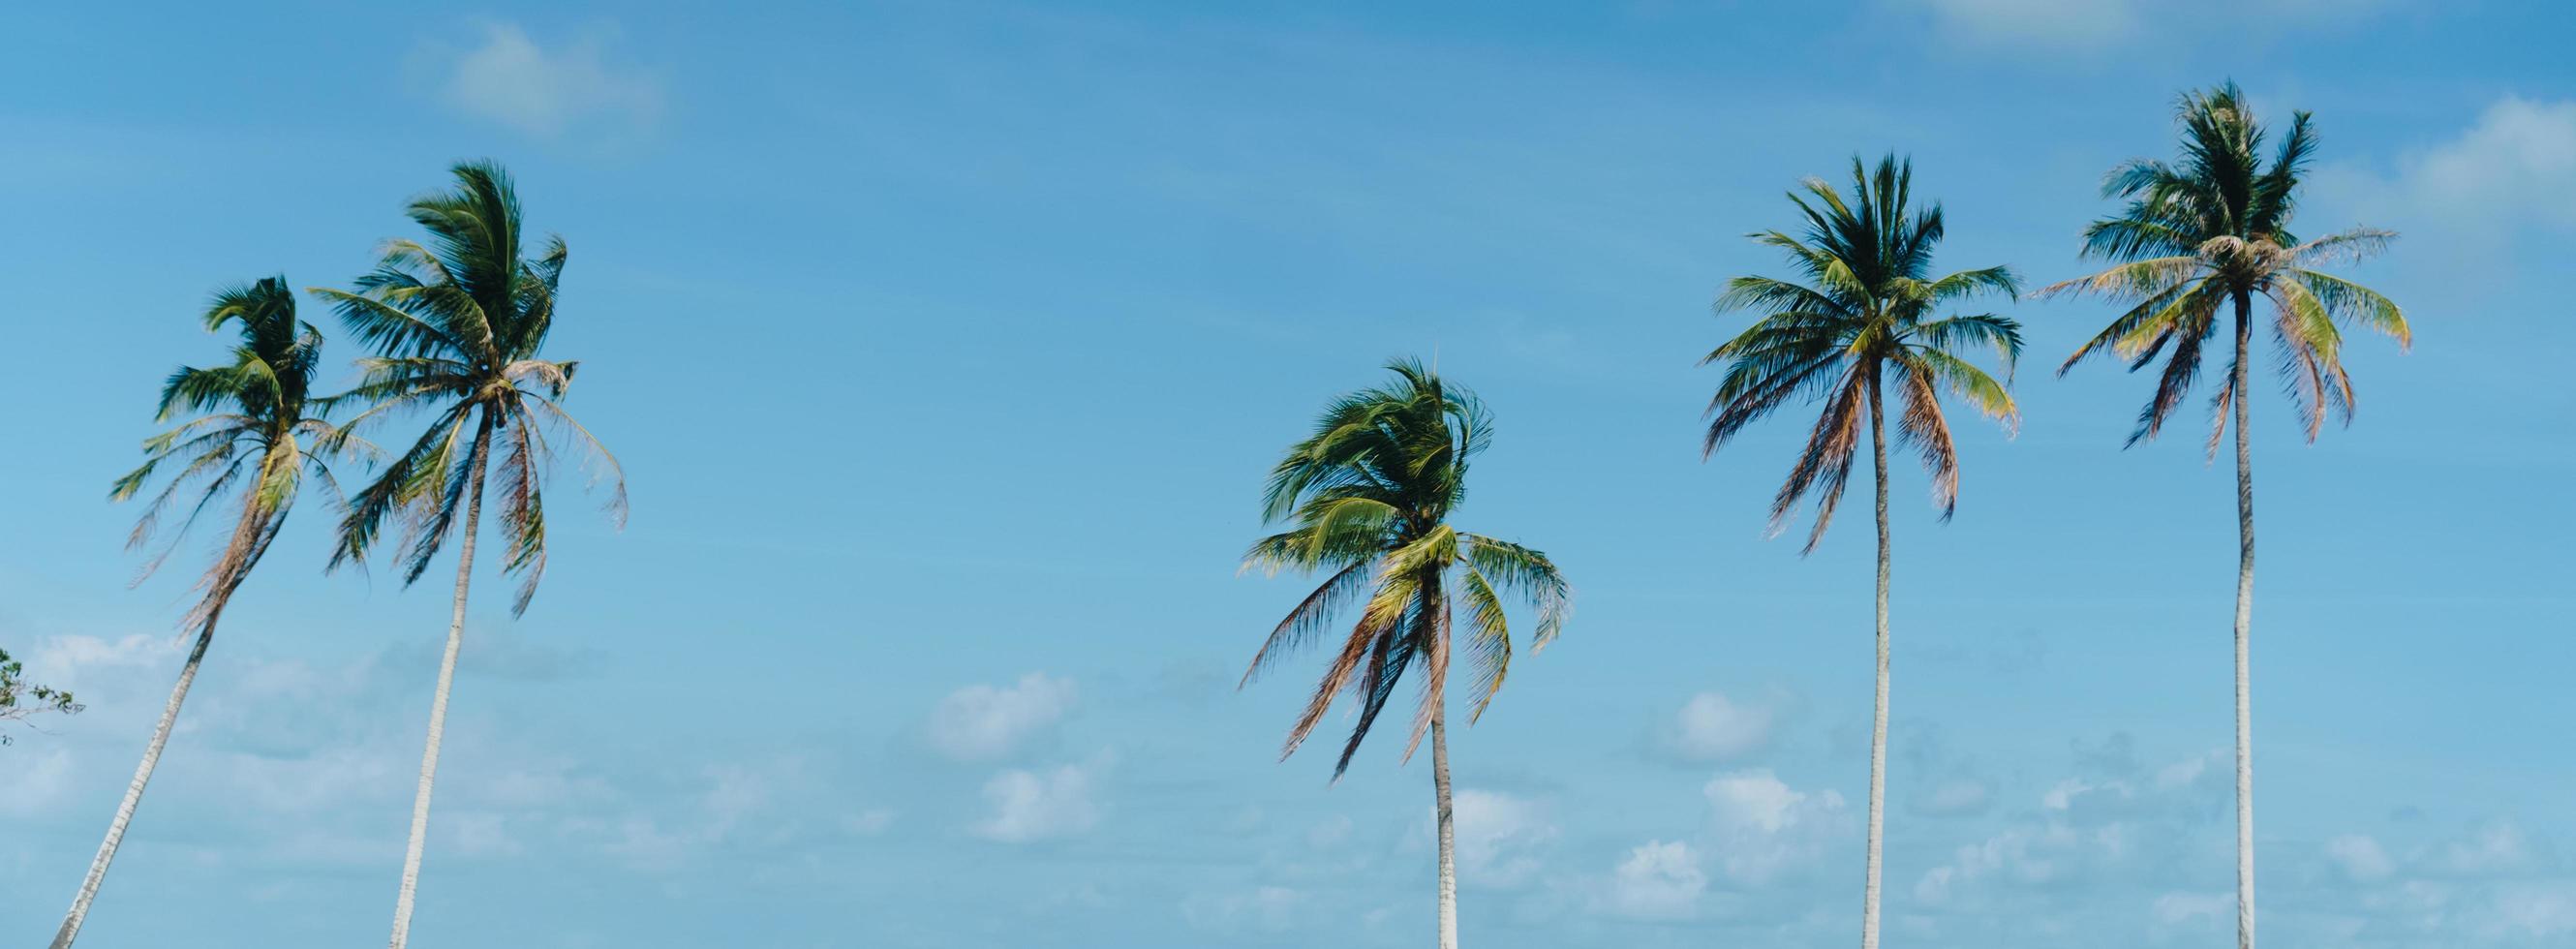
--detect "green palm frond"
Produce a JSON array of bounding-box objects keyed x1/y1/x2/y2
[
  {"x1": 1703, "y1": 154, "x2": 2021, "y2": 550},
  {"x1": 1243, "y1": 361, "x2": 1570, "y2": 781},
  {"x1": 1457, "y1": 535, "x2": 1568, "y2": 651},
  {"x1": 2057, "y1": 83, "x2": 2407, "y2": 446},
  {"x1": 1771, "y1": 370, "x2": 1869, "y2": 552},
  {"x1": 115, "y1": 276, "x2": 349, "y2": 629},
  {"x1": 1456, "y1": 567, "x2": 1512, "y2": 723},
  {"x1": 2287, "y1": 269, "x2": 2409, "y2": 347},
  {"x1": 322, "y1": 162, "x2": 623, "y2": 610}
]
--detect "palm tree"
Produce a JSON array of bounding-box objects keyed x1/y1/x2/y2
[
  {"x1": 1241, "y1": 359, "x2": 1570, "y2": 949},
  {"x1": 314, "y1": 161, "x2": 626, "y2": 949},
  {"x1": 1701, "y1": 155, "x2": 2021, "y2": 949},
  {"x1": 53, "y1": 278, "x2": 353, "y2": 948},
  {"x1": 2042, "y1": 83, "x2": 2407, "y2": 949}
]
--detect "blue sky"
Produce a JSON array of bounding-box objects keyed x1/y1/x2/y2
[{"x1": 2, "y1": 1, "x2": 2570, "y2": 946}]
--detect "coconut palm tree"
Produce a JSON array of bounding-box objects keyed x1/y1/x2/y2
[
  {"x1": 1241, "y1": 359, "x2": 1570, "y2": 949},
  {"x1": 1701, "y1": 155, "x2": 2021, "y2": 949},
  {"x1": 52, "y1": 278, "x2": 353, "y2": 948},
  {"x1": 313, "y1": 161, "x2": 625, "y2": 949},
  {"x1": 2042, "y1": 82, "x2": 2407, "y2": 949}
]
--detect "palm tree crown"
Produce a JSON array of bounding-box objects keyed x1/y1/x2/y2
[
  {"x1": 2044, "y1": 81, "x2": 2408, "y2": 446},
  {"x1": 317, "y1": 160, "x2": 626, "y2": 611},
  {"x1": 1702, "y1": 154, "x2": 2023, "y2": 548},
  {"x1": 1242, "y1": 359, "x2": 1570, "y2": 778},
  {"x1": 56, "y1": 277, "x2": 353, "y2": 949},
  {"x1": 111, "y1": 277, "x2": 350, "y2": 618}
]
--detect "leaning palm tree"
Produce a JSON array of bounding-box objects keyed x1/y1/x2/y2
[
  {"x1": 1241, "y1": 359, "x2": 1570, "y2": 949},
  {"x1": 314, "y1": 161, "x2": 625, "y2": 949},
  {"x1": 1701, "y1": 155, "x2": 2021, "y2": 949},
  {"x1": 53, "y1": 278, "x2": 352, "y2": 948},
  {"x1": 2042, "y1": 83, "x2": 2407, "y2": 949}
]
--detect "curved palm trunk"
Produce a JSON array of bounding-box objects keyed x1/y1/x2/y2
[
  {"x1": 1860, "y1": 374, "x2": 1891, "y2": 949},
  {"x1": 387, "y1": 413, "x2": 494, "y2": 949},
  {"x1": 2230, "y1": 292, "x2": 2257, "y2": 949},
  {"x1": 48, "y1": 621, "x2": 213, "y2": 949},
  {"x1": 50, "y1": 502, "x2": 274, "y2": 949}
]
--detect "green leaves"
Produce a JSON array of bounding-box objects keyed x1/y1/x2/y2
[
  {"x1": 322, "y1": 162, "x2": 623, "y2": 616},
  {"x1": 2057, "y1": 83, "x2": 2408, "y2": 450},
  {"x1": 1704, "y1": 154, "x2": 2023, "y2": 550},
  {"x1": 0, "y1": 646, "x2": 84, "y2": 746},
  {"x1": 1243, "y1": 363, "x2": 1571, "y2": 780},
  {"x1": 114, "y1": 276, "x2": 353, "y2": 630}
]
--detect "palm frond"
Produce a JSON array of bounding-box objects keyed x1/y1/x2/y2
[
  {"x1": 1770, "y1": 369, "x2": 1868, "y2": 553},
  {"x1": 1456, "y1": 567, "x2": 1512, "y2": 723},
  {"x1": 1457, "y1": 534, "x2": 1570, "y2": 651}
]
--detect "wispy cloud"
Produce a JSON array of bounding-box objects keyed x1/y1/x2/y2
[
  {"x1": 1702, "y1": 768, "x2": 1851, "y2": 885},
  {"x1": 422, "y1": 22, "x2": 662, "y2": 138},
  {"x1": 2315, "y1": 97, "x2": 2576, "y2": 241},
  {"x1": 1661, "y1": 689, "x2": 1779, "y2": 762},
  {"x1": 1896, "y1": 0, "x2": 2401, "y2": 49},
  {"x1": 972, "y1": 757, "x2": 1106, "y2": 842},
  {"x1": 1595, "y1": 840, "x2": 1706, "y2": 921},
  {"x1": 1450, "y1": 789, "x2": 1556, "y2": 888},
  {"x1": 927, "y1": 672, "x2": 1077, "y2": 762}
]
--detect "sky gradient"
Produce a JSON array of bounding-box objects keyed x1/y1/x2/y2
[{"x1": 3, "y1": 2, "x2": 2572, "y2": 946}]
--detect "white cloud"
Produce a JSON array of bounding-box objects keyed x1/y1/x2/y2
[
  {"x1": 2152, "y1": 890, "x2": 2232, "y2": 926},
  {"x1": 2308, "y1": 96, "x2": 2576, "y2": 284},
  {"x1": 2485, "y1": 881, "x2": 2576, "y2": 939},
  {"x1": 1597, "y1": 840, "x2": 1706, "y2": 921},
  {"x1": 2327, "y1": 834, "x2": 2397, "y2": 882},
  {"x1": 1664, "y1": 690, "x2": 1776, "y2": 762},
  {"x1": 1916, "y1": 777, "x2": 1993, "y2": 817},
  {"x1": 1898, "y1": 0, "x2": 2397, "y2": 48},
  {"x1": 1704, "y1": 769, "x2": 1813, "y2": 834},
  {"x1": 1451, "y1": 789, "x2": 1556, "y2": 888},
  {"x1": 2399, "y1": 97, "x2": 2576, "y2": 229},
  {"x1": 24, "y1": 633, "x2": 175, "y2": 689},
  {"x1": 429, "y1": 23, "x2": 661, "y2": 138},
  {"x1": 972, "y1": 761, "x2": 1103, "y2": 842},
  {"x1": 1899, "y1": 0, "x2": 2141, "y2": 46},
  {"x1": 1913, "y1": 746, "x2": 2228, "y2": 909},
  {"x1": 2436, "y1": 821, "x2": 2542, "y2": 877},
  {"x1": 0, "y1": 746, "x2": 76, "y2": 815},
  {"x1": 928, "y1": 672, "x2": 1077, "y2": 762},
  {"x1": 843, "y1": 808, "x2": 897, "y2": 836},
  {"x1": 2321, "y1": 97, "x2": 2576, "y2": 235},
  {"x1": 1702, "y1": 769, "x2": 1849, "y2": 884}
]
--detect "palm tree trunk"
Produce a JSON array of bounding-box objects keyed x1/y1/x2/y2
[
  {"x1": 1860, "y1": 372, "x2": 1891, "y2": 949},
  {"x1": 48, "y1": 621, "x2": 214, "y2": 949},
  {"x1": 49, "y1": 500, "x2": 272, "y2": 949},
  {"x1": 1431, "y1": 704, "x2": 1458, "y2": 949},
  {"x1": 387, "y1": 413, "x2": 494, "y2": 949},
  {"x1": 2230, "y1": 291, "x2": 2257, "y2": 949}
]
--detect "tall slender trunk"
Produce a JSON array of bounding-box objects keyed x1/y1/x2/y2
[
  {"x1": 387, "y1": 412, "x2": 494, "y2": 949},
  {"x1": 1426, "y1": 566, "x2": 1459, "y2": 949},
  {"x1": 50, "y1": 498, "x2": 274, "y2": 949},
  {"x1": 2230, "y1": 291, "x2": 2257, "y2": 949},
  {"x1": 1860, "y1": 372, "x2": 1891, "y2": 949},
  {"x1": 1431, "y1": 703, "x2": 1458, "y2": 949}
]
